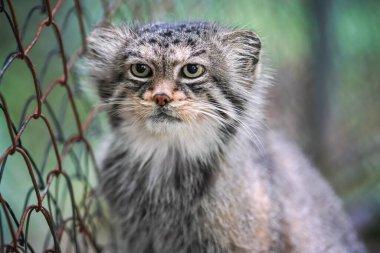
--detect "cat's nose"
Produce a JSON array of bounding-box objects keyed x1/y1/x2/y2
[{"x1": 153, "y1": 93, "x2": 172, "y2": 106}]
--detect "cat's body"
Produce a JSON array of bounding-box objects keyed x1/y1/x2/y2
[{"x1": 86, "y1": 22, "x2": 366, "y2": 253}]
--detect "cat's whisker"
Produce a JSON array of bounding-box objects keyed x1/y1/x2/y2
[{"x1": 183, "y1": 104, "x2": 265, "y2": 152}]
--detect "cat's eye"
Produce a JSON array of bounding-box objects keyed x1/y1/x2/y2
[
  {"x1": 131, "y1": 64, "x2": 152, "y2": 78},
  {"x1": 182, "y1": 64, "x2": 205, "y2": 79}
]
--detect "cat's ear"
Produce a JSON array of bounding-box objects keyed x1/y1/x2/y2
[
  {"x1": 85, "y1": 23, "x2": 133, "y2": 100},
  {"x1": 86, "y1": 22, "x2": 131, "y2": 66},
  {"x1": 222, "y1": 30, "x2": 261, "y2": 72}
]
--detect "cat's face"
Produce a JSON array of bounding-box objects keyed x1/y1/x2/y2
[{"x1": 87, "y1": 22, "x2": 261, "y2": 138}]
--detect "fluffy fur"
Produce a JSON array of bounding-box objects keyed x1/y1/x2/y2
[{"x1": 86, "y1": 21, "x2": 366, "y2": 253}]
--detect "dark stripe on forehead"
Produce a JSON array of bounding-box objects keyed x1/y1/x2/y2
[
  {"x1": 148, "y1": 38, "x2": 158, "y2": 44},
  {"x1": 211, "y1": 75, "x2": 246, "y2": 113},
  {"x1": 186, "y1": 38, "x2": 196, "y2": 47},
  {"x1": 160, "y1": 30, "x2": 173, "y2": 37}
]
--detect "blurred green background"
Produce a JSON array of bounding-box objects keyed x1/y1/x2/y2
[{"x1": 1, "y1": 0, "x2": 380, "y2": 252}]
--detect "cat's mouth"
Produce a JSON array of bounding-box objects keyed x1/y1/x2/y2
[{"x1": 149, "y1": 108, "x2": 181, "y2": 123}]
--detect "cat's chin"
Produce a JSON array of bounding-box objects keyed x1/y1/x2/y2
[
  {"x1": 149, "y1": 113, "x2": 182, "y2": 123},
  {"x1": 144, "y1": 116, "x2": 183, "y2": 135}
]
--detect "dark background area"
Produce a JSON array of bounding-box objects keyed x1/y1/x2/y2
[{"x1": 1, "y1": 0, "x2": 379, "y2": 252}]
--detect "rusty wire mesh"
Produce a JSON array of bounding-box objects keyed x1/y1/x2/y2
[{"x1": 0, "y1": 0, "x2": 121, "y2": 252}]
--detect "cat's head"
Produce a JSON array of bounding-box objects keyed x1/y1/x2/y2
[{"x1": 86, "y1": 22, "x2": 263, "y2": 140}]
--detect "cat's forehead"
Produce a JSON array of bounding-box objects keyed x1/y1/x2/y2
[
  {"x1": 123, "y1": 22, "x2": 224, "y2": 62},
  {"x1": 136, "y1": 22, "x2": 220, "y2": 37},
  {"x1": 130, "y1": 22, "x2": 222, "y2": 49}
]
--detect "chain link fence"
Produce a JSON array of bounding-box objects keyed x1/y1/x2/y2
[{"x1": 0, "y1": 0, "x2": 122, "y2": 252}]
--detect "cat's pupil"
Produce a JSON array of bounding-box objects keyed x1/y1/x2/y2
[
  {"x1": 136, "y1": 64, "x2": 147, "y2": 73},
  {"x1": 187, "y1": 64, "x2": 198, "y2": 74}
]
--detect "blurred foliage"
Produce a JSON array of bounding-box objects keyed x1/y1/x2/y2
[{"x1": 1, "y1": 0, "x2": 380, "y2": 251}]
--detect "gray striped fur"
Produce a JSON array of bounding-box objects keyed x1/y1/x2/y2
[{"x1": 86, "y1": 22, "x2": 366, "y2": 253}]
